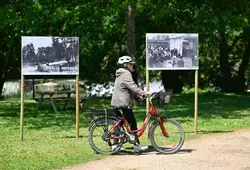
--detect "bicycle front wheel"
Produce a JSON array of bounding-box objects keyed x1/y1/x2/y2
[
  {"x1": 88, "y1": 117, "x2": 124, "y2": 155},
  {"x1": 149, "y1": 117, "x2": 184, "y2": 154}
]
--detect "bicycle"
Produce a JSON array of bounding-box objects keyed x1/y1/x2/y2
[{"x1": 88, "y1": 89, "x2": 185, "y2": 155}]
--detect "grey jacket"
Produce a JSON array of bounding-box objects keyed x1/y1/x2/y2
[{"x1": 111, "y1": 68, "x2": 146, "y2": 108}]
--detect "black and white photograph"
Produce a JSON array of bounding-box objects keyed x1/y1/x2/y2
[
  {"x1": 22, "y1": 36, "x2": 79, "y2": 75},
  {"x1": 146, "y1": 33, "x2": 198, "y2": 70}
]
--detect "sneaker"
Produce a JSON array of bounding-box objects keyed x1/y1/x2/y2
[
  {"x1": 134, "y1": 144, "x2": 148, "y2": 152},
  {"x1": 112, "y1": 145, "x2": 125, "y2": 151}
]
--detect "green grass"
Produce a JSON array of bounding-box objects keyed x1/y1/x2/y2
[{"x1": 0, "y1": 91, "x2": 250, "y2": 170}]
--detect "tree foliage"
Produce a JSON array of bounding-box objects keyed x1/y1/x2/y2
[{"x1": 1, "y1": 0, "x2": 250, "y2": 96}]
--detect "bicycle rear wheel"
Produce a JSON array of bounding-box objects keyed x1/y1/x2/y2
[
  {"x1": 149, "y1": 117, "x2": 184, "y2": 154},
  {"x1": 88, "y1": 117, "x2": 124, "y2": 155}
]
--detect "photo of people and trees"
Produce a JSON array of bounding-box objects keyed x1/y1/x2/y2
[
  {"x1": 22, "y1": 36, "x2": 79, "y2": 75},
  {"x1": 147, "y1": 33, "x2": 198, "y2": 70}
]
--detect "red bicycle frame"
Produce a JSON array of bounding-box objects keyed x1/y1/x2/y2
[{"x1": 109, "y1": 103, "x2": 169, "y2": 138}]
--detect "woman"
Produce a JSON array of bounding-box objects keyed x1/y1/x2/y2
[{"x1": 111, "y1": 56, "x2": 151, "y2": 152}]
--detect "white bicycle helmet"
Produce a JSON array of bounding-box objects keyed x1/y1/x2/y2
[{"x1": 117, "y1": 56, "x2": 136, "y2": 65}]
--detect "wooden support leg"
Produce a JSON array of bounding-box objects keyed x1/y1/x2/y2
[
  {"x1": 36, "y1": 93, "x2": 44, "y2": 110},
  {"x1": 49, "y1": 94, "x2": 58, "y2": 112},
  {"x1": 63, "y1": 93, "x2": 71, "y2": 110}
]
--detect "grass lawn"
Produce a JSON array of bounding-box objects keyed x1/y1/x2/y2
[{"x1": 0, "y1": 91, "x2": 250, "y2": 170}]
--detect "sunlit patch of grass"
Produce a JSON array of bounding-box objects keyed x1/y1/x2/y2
[{"x1": 0, "y1": 92, "x2": 250, "y2": 169}]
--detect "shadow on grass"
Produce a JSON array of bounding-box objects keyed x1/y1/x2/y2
[
  {"x1": 1, "y1": 93, "x2": 250, "y2": 131},
  {"x1": 112, "y1": 145, "x2": 195, "y2": 156},
  {"x1": 0, "y1": 100, "x2": 93, "y2": 130},
  {"x1": 198, "y1": 130, "x2": 236, "y2": 134},
  {"x1": 134, "y1": 92, "x2": 250, "y2": 121},
  {"x1": 62, "y1": 135, "x2": 89, "y2": 139}
]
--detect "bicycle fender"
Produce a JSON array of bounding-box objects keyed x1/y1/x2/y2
[{"x1": 148, "y1": 117, "x2": 167, "y2": 138}]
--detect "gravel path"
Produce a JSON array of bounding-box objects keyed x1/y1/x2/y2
[{"x1": 63, "y1": 129, "x2": 250, "y2": 170}]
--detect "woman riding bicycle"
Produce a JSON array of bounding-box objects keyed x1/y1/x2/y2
[{"x1": 111, "y1": 55, "x2": 151, "y2": 152}]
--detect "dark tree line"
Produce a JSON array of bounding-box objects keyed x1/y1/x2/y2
[{"x1": 1, "y1": 0, "x2": 250, "y2": 97}]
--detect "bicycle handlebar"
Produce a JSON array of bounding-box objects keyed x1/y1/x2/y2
[
  {"x1": 149, "y1": 92, "x2": 157, "y2": 105},
  {"x1": 146, "y1": 89, "x2": 173, "y2": 105}
]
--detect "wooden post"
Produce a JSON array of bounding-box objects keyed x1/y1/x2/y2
[
  {"x1": 20, "y1": 75, "x2": 24, "y2": 141},
  {"x1": 76, "y1": 75, "x2": 80, "y2": 138},
  {"x1": 145, "y1": 70, "x2": 150, "y2": 135},
  {"x1": 146, "y1": 70, "x2": 150, "y2": 114},
  {"x1": 194, "y1": 70, "x2": 198, "y2": 134}
]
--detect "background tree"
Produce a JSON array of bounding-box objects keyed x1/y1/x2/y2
[
  {"x1": 191, "y1": 0, "x2": 250, "y2": 92},
  {"x1": 22, "y1": 43, "x2": 36, "y2": 64},
  {"x1": 1, "y1": 0, "x2": 250, "y2": 97}
]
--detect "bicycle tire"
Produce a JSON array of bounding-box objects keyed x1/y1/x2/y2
[
  {"x1": 88, "y1": 117, "x2": 125, "y2": 155},
  {"x1": 149, "y1": 117, "x2": 184, "y2": 154}
]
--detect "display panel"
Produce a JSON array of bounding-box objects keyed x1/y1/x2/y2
[
  {"x1": 22, "y1": 36, "x2": 79, "y2": 75},
  {"x1": 146, "y1": 33, "x2": 198, "y2": 70}
]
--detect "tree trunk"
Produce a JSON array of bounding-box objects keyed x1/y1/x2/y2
[
  {"x1": 0, "y1": 52, "x2": 6, "y2": 99},
  {"x1": 125, "y1": 3, "x2": 141, "y2": 86},
  {"x1": 219, "y1": 32, "x2": 232, "y2": 92},
  {"x1": 235, "y1": 39, "x2": 250, "y2": 91},
  {"x1": 125, "y1": 3, "x2": 136, "y2": 59},
  {"x1": 0, "y1": 77, "x2": 5, "y2": 100},
  {"x1": 161, "y1": 71, "x2": 184, "y2": 94}
]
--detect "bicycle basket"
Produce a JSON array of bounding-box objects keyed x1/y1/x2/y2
[{"x1": 157, "y1": 90, "x2": 172, "y2": 105}]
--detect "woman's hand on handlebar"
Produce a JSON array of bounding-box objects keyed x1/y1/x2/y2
[{"x1": 137, "y1": 92, "x2": 152, "y2": 100}]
